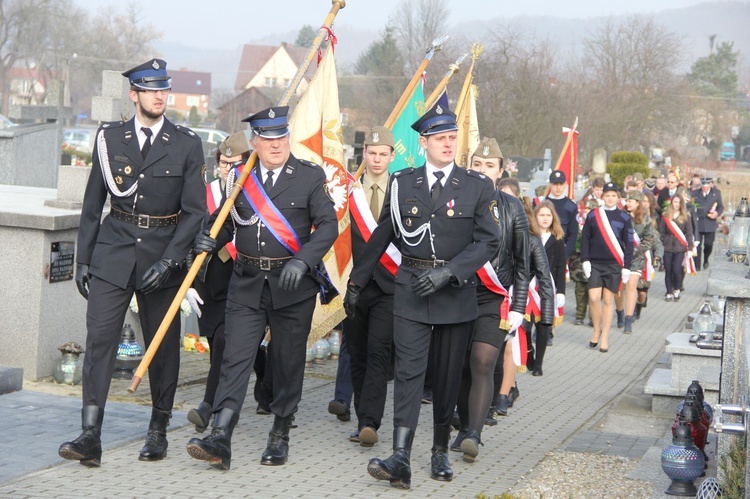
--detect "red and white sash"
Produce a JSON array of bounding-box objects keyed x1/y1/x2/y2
[
  {"x1": 510, "y1": 323, "x2": 528, "y2": 367},
  {"x1": 532, "y1": 196, "x2": 545, "y2": 207},
  {"x1": 476, "y1": 262, "x2": 512, "y2": 330},
  {"x1": 205, "y1": 180, "x2": 236, "y2": 259},
  {"x1": 237, "y1": 166, "x2": 301, "y2": 254},
  {"x1": 592, "y1": 207, "x2": 624, "y2": 267},
  {"x1": 348, "y1": 182, "x2": 401, "y2": 276},
  {"x1": 632, "y1": 231, "x2": 653, "y2": 282},
  {"x1": 663, "y1": 216, "x2": 696, "y2": 275}
]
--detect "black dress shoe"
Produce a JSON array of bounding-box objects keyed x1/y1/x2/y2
[
  {"x1": 459, "y1": 430, "x2": 482, "y2": 463},
  {"x1": 359, "y1": 426, "x2": 379, "y2": 447},
  {"x1": 496, "y1": 394, "x2": 509, "y2": 416},
  {"x1": 327, "y1": 400, "x2": 350, "y2": 422},
  {"x1": 187, "y1": 402, "x2": 212, "y2": 433},
  {"x1": 450, "y1": 428, "x2": 467, "y2": 452},
  {"x1": 532, "y1": 367, "x2": 543, "y2": 376},
  {"x1": 349, "y1": 429, "x2": 360, "y2": 443},
  {"x1": 484, "y1": 407, "x2": 497, "y2": 426},
  {"x1": 574, "y1": 318, "x2": 584, "y2": 325},
  {"x1": 508, "y1": 384, "x2": 520, "y2": 407},
  {"x1": 430, "y1": 450, "x2": 453, "y2": 481},
  {"x1": 703, "y1": 261, "x2": 709, "y2": 269},
  {"x1": 256, "y1": 403, "x2": 271, "y2": 415},
  {"x1": 421, "y1": 389, "x2": 433, "y2": 404}
]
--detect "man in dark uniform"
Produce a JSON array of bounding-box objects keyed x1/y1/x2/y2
[
  {"x1": 185, "y1": 106, "x2": 338, "y2": 470},
  {"x1": 547, "y1": 170, "x2": 579, "y2": 260},
  {"x1": 344, "y1": 102, "x2": 499, "y2": 489},
  {"x1": 59, "y1": 59, "x2": 206, "y2": 466},
  {"x1": 344, "y1": 126, "x2": 396, "y2": 447},
  {"x1": 690, "y1": 177, "x2": 724, "y2": 270}
]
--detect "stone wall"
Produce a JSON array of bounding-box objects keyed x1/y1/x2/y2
[{"x1": 0, "y1": 124, "x2": 60, "y2": 188}]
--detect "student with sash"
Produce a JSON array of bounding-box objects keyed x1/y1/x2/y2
[
  {"x1": 488, "y1": 179, "x2": 553, "y2": 418},
  {"x1": 580, "y1": 182, "x2": 634, "y2": 353},
  {"x1": 183, "y1": 132, "x2": 272, "y2": 431},
  {"x1": 185, "y1": 106, "x2": 338, "y2": 470},
  {"x1": 344, "y1": 102, "x2": 499, "y2": 488},
  {"x1": 619, "y1": 190, "x2": 655, "y2": 332},
  {"x1": 452, "y1": 138, "x2": 529, "y2": 463},
  {"x1": 659, "y1": 190, "x2": 695, "y2": 302},
  {"x1": 344, "y1": 126, "x2": 398, "y2": 447}
]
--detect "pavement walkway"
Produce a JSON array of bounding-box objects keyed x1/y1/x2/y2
[{"x1": 0, "y1": 264, "x2": 712, "y2": 498}]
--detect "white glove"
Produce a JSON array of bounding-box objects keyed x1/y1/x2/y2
[
  {"x1": 621, "y1": 268, "x2": 631, "y2": 284},
  {"x1": 186, "y1": 288, "x2": 203, "y2": 318},
  {"x1": 508, "y1": 311, "x2": 524, "y2": 333},
  {"x1": 583, "y1": 261, "x2": 591, "y2": 279},
  {"x1": 556, "y1": 293, "x2": 565, "y2": 308}
]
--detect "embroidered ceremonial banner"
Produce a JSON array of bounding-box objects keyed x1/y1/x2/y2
[
  {"x1": 390, "y1": 80, "x2": 426, "y2": 173},
  {"x1": 289, "y1": 44, "x2": 351, "y2": 342},
  {"x1": 455, "y1": 83, "x2": 480, "y2": 168}
]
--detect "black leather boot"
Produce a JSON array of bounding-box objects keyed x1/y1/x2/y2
[
  {"x1": 430, "y1": 426, "x2": 453, "y2": 481},
  {"x1": 450, "y1": 425, "x2": 468, "y2": 452},
  {"x1": 187, "y1": 402, "x2": 212, "y2": 433},
  {"x1": 58, "y1": 405, "x2": 104, "y2": 467},
  {"x1": 459, "y1": 429, "x2": 483, "y2": 463},
  {"x1": 261, "y1": 415, "x2": 293, "y2": 466},
  {"x1": 496, "y1": 394, "x2": 510, "y2": 416},
  {"x1": 367, "y1": 427, "x2": 413, "y2": 489},
  {"x1": 139, "y1": 408, "x2": 171, "y2": 461},
  {"x1": 186, "y1": 408, "x2": 238, "y2": 470},
  {"x1": 634, "y1": 302, "x2": 643, "y2": 320}
]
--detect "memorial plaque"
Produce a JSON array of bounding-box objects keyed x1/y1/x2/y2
[{"x1": 49, "y1": 241, "x2": 75, "y2": 283}]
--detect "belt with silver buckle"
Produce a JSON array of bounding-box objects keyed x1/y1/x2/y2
[
  {"x1": 402, "y1": 256, "x2": 447, "y2": 269},
  {"x1": 236, "y1": 252, "x2": 291, "y2": 270},
  {"x1": 110, "y1": 208, "x2": 180, "y2": 228}
]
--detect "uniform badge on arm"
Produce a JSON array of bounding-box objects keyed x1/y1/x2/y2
[{"x1": 489, "y1": 200, "x2": 500, "y2": 223}]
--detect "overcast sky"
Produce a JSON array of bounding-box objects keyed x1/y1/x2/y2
[{"x1": 75, "y1": 0, "x2": 716, "y2": 50}]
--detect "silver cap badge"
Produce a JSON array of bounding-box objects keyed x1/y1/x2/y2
[
  {"x1": 372, "y1": 132, "x2": 379, "y2": 143},
  {"x1": 268, "y1": 108, "x2": 275, "y2": 119}
]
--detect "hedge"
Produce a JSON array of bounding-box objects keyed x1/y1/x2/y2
[{"x1": 606, "y1": 151, "x2": 650, "y2": 188}]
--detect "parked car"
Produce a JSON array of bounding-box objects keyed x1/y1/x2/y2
[
  {"x1": 191, "y1": 127, "x2": 229, "y2": 158},
  {"x1": 720, "y1": 141, "x2": 735, "y2": 161},
  {"x1": 63, "y1": 128, "x2": 94, "y2": 152},
  {"x1": 0, "y1": 114, "x2": 16, "y2": 129}
]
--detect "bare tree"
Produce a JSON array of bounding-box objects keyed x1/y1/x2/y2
[{"x1": 388, "y1": 0, "x2": 449, "y2": 75}]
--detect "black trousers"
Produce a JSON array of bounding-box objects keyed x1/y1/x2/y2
[
  {"x1": 344, "y1": 280, "x2": 394, "y2": 431},
  {"x1": 213, "y1": 282, "x2": 316, "y2": 418},
  {"x1": 695, "y1": 231, "x2": 716, "y2": 268},
  {"x1": 663, "y1": 251, "x2": 685, "y2": 294},
  {"x1": 83, "y1": 272, "x2": 181, "y2": 411},
  {"x1": 392, "y1": 316, "x2": 472, "y2": 431}
]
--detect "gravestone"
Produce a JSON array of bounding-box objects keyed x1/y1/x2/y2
[{"x1": 0, "y1": 70, "x2": 130, "y2": 381}]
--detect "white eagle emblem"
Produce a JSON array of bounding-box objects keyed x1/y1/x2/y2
[
  {"x1": 483, "y1": 146, "x2": 490, "y2": 156},
  {"x1": 322, "y1": 161, "x2": 348, "y2": 212},
  {"x1": 372, "y1": 132, "x2": 379, "y2": 143}
]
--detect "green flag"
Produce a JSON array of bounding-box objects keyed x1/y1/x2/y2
[{"x1": 389, "y1": 84, "x2": 425, "y2": 173}]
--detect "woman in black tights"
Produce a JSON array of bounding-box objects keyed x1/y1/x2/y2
[{"x1": 451, "y1": 161, "x2": 530, "y2": 464}]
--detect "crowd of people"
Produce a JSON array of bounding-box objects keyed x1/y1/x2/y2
[{"x1": 57, "y1": 58, "x2": 724, "y2": 490}]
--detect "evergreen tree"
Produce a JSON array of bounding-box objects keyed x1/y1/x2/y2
[
  {"x1": 295, "y1": 25, "x2": 316, "y2": 47},
  {"x1": 688, "y1": 41, "x2": 739, "y2": 98}
]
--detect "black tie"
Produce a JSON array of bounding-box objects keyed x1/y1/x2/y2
[
  {"x1": 264, "y1": 170, "x2": 275, "y2": 193},
  {"x1": 141, "y1": 127, "x2": 152, "y2": 159},
  {"x1": 431, "y1": 170, "x2": 444, "y2": 204}
]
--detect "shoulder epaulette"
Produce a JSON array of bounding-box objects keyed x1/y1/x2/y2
[
  {"x1": 464, "y1": 169, "x2": 490, "y2": 182},
  {"x1": 174, "y1": 124, "x2": 201, "y2": 140},
  {"x1": 100, "y1": 121, "x2": 124, "y2": 130},
  {"x1": 297, "y1": 158, "x2": 321, "y2": 169},
  {"x1": 392, "y1": 167, "x2": 415, "y2": 177}
]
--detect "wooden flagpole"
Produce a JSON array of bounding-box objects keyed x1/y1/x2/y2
[
  {"x1": 353, "y1": 34, "x2": 449, "y2": 181},
  {"x1": 546, "y1": 117, "x2": 578, "y2": 198},
  {"x1": 128, "y1": 0, "x2": 347, "y2": 393},
  {"x1": 424, "y1": 52, "x2": 469, "y2": 109},
  {"x1": 454, "y1": 44, "x2": 484, "y2": 120}
]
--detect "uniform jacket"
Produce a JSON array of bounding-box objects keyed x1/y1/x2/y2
[
  {"x1": 211, "y1": 155, "x2": 338, "y2": 310},
  {"x1": 350, "y1": 165, "x2": 499, "y2": 324},
  {"x1": 542, "y1": 234, "x2": 567, "y2": 294},
  {"x1": 659, "y1": 214, "x2": 694, "y2": 254},
  {"x1": 547, "y1": 196, "x2": 579, "y2": 259},
  {"x1": 77, "y1": 117, "x2": 206, "y2": 290},
  {"x1": 488, "y1": 191, "x2": 529, "y2": 314},
  {"x1": 690, "y1": 187, "x2": 724, "y2": 233},
  {"x1": 529, "y1": 235, "x2": 555, "y2": 325},
  {"x1": 580, "y1": 208, "x2": 634, "y2": 268},
  {"x1": 630, "y1": 215, "x2": 655, "y2": 272}
]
